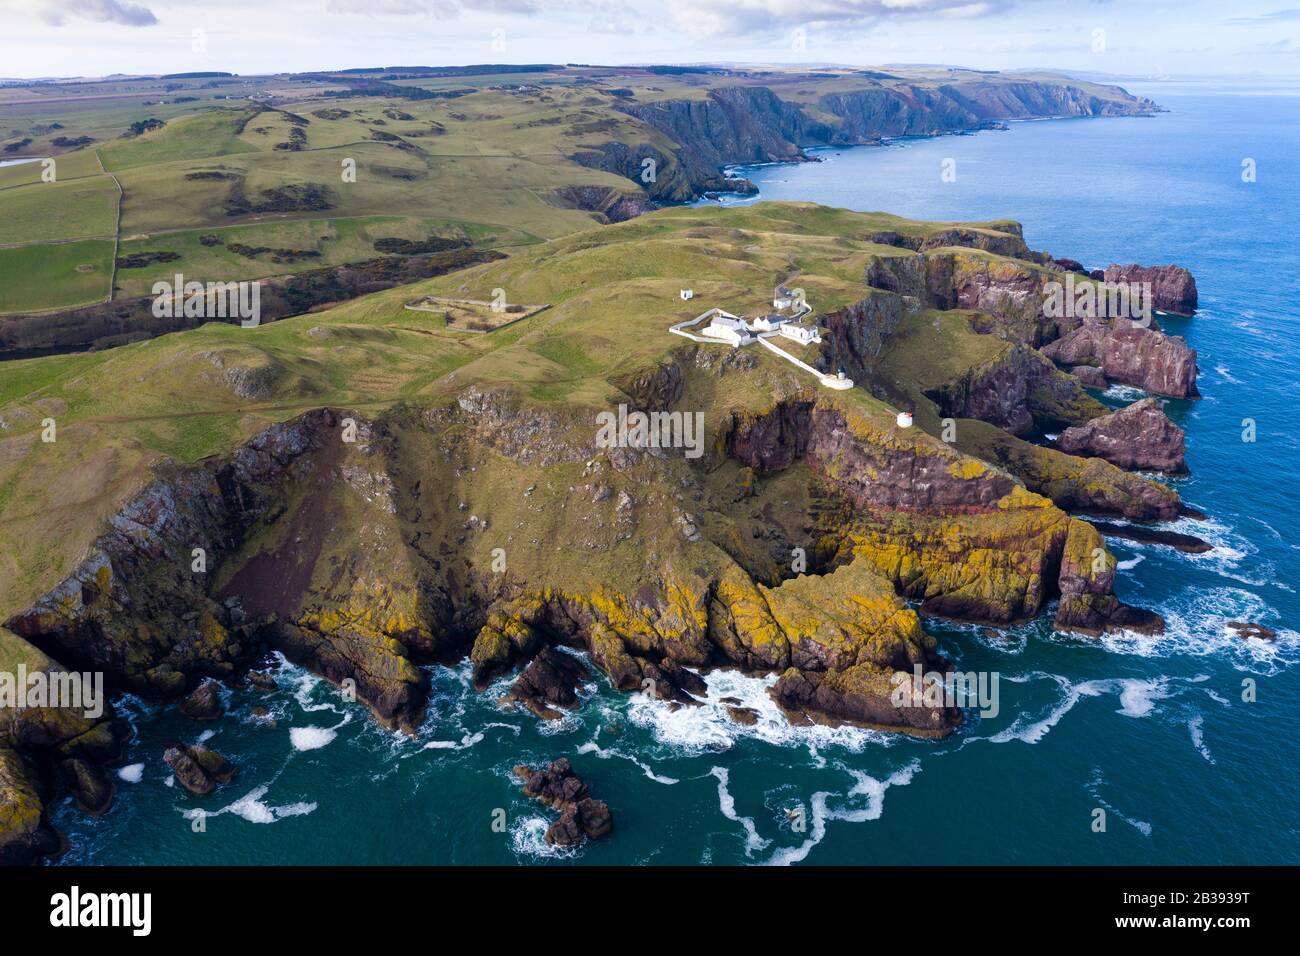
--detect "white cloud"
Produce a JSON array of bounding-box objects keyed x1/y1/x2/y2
[
  {"x1": 662, "y1": 0, "x2": 1010, "y2": 38},
  {"x1": 34, "y1": 0, "x2": 158, "y2": 26},
  {"x1": 323, "y1": 0, "x2": 541, "y2": 17}
]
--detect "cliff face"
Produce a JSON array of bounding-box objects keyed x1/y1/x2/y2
[
  {"x1": 7, "y1": 411, "x2": 340, "y2": 698},
  {"x1": 591, "y1": 79, "x2": 1156, "y2": 202},
  {"x1": 924, "y1": 344, "x2": 1106, "y2": 436},
  {"x1": 820, "y1": 79, "x2": 1152, "y2": 141},
  {"x1": 862, "y1": 241, "x2": 1202, "y2": 401},
  {"x1": 0, "y1": 626, "x2": 130, "y2": 864},
  {"x1": 820, "y1": 292, "x2": 909, "y2": 380},
  {"x1": 621, "y1": 87, "x2": 828, "y2": 175},
  {"x1": 1042, "y1": 322, "x2": 1199, "y2": 398},
  {"x1": 1104, "y1": 263, "x2": 1198, "y2": 316},
  {"x1": 550, "y1": 185, "x2": 651, "y2": 224},
  {"x1": 722, "y1": 398, "x2": 1154, "y2": 633},
  {"x1": 5, "y1": 372, "x2": 1157, "y2": 767},
  {"x1": 866, "y1": 249, "x2": 1064, "y2": 346},
  {"x1": 935, "y1": 79, "x2": 1158, "y2": 120},
  {"x1": 1055, "y1": 398, "x2": 1187, "y2": 473}
]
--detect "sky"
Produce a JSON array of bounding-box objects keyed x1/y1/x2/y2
[{"x1": 1, "y1": 0, "x2": 1299, "y2": 80}]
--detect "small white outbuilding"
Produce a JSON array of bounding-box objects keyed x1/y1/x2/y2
[{"x1": 680, "y1": 289, "x2": 694, "y2": 301}]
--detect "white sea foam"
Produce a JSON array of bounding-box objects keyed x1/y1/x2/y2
[
  {"x1": 185, "y1": 784, "x2": 317, "y2": 825},
  {"x1": 1103, "y1": 383, "x2": 1148, "y2": 402},
  {"x1": 625, "y1": 668, "x2": 892, "y2": 756},
  {"x1": 280, "y1": 655, "x2": 350, "y2": 715},
  {"x1": 985, "y1": 674, "x2": 1172, "y2": 746},
  {"x1": 1244, "y1": 515, "x2": 1284, "y2": 544},
  {"x1": 1087, "y1": 770, "x2": 1153, "y2": 837},
  {"x1": 290, "y1": 726, "x2": 337, "y2": 751},
  {"x1": 710, "y1": 766, "x2": 770, "y2": 856},
  {"x1": 422, "y1": 730, "x2": 486, "y2": 751},
  {"x1": 1188, "y1": 715, "x2": 1215, "y2": 763},
  {"x1": 576, "y1": 738, "x2": 678, "y2": 784},
  {"x1": 928, "y1": 615, "x2": 1036, "y2": 656},
  {"x1": 1215, "y1": 364, "x2": 1243, "y2": 385},
  {"x1": 117, "y1": 763, "x2": 144, "y2": 783},
  {"x1": 510, "y1": 815, "x2": 579, "y2": 860},
  {"x1": 764, "y1": 761, "x2": 920, "y2": 866},
  {"x1": 1101, "y1": 586, "x2": 1297, "y2": 674},
  {"x1": 535, "y1": 711, "x2": 584, "y2": 737},
  {"x1": 1116, "y1": 555, "x2": 1145, "y2": 571},
  {"x1": 1117, "y1": 678, "x2": 1170, "y2": 718}
]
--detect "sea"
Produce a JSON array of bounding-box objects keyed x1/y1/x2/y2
[{"x1": 52, "y1": 80, "x2": 1299, "y2": 866}]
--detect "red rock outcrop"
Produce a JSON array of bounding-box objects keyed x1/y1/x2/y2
[
  {"x1": 1103, "y1": 263, "x2": 1198, "y2": 315},
  {"x1": 925, "y1": 344, "x2": 1106, "y2": 435},
  {"x1": 1042, "y1": 322, "x2": 1199, "y2": 398},
  {"x1": 1055, "y1": 398, "x2": 1186, "y2": 473}
]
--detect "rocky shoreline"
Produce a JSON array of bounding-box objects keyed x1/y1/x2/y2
[
  {"x1": 582, "y1": 80, "x2": 1159, "y2": 203},
  {"x1": 0, "y1": 216, "x2": 1211, "y2": 865}
]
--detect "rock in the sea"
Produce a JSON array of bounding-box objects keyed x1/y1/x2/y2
[
  {"x1": 1042, "y1": 322, "x2": 1198, "y2": 398},
  {"x1": 638, "y1": 656, "x2": 707, "y2": 705},
  {"x1": 1088, "y1": 520, "x2": 1210, "y2": 554},
  {"x1": 1053, "y1": 257, "x2": 1088, "y2": 274},
  {"x1": 1103, "y1": 263, "x2": 1198, "y2": 315},
  {"x1": 1055, "y1": 398, "x2": 1186, "y2": 473},
  {"x1": 1227, "y1": 621, "x2": 1277, "y2": 642},
  {"x1": 726, "y1": 705, "x2": 760, "y2": 726},
  {"x1": 513, "y1": 758, "x2": 614, "y2": 845},
  {"x1": 164, "y1": 743, "x2": 236, "y2": 796},
  {"x1": 245, "y1": 669, "x2": 278, "y2": 691},
  {"x1": 1054, "y1": 521, "x2": 1164, "y2": 636},
  {"x1": 505, "y1": 646, "x2": 593, "y2": 720},
  {"x1": 771, "y1": 663, "x2": 961, "y2": 735},
  {"x1": 59, "y1": 757, "x2": 113, "y2": 814},
  {"x1": 179, "y1": 678, "x2": 224, "y2": 720}
]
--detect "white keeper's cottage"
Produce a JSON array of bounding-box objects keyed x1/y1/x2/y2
[
  {"x1": 749, "y1": 314, "x2": 785, "y2": 333},
  {"x1": 778, "y1": 323, "x2": 821, "y2": 345},
  {"x1": 701, "y1": 310, "x2": 751, "y2": 347}
]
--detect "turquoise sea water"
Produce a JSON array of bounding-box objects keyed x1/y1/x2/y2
[{"x1": 53, "y1": 83, "x2": 1299, "y2": 866}]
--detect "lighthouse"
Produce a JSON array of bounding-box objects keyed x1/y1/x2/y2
[{"x1": 896, "y1": 410, "x2": 914, "y2": 428}]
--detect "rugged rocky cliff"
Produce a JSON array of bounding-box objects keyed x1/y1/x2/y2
[
  {"x1": 0, "y1": 201, "x2": 1199, "y2": 863},
  {"x1": 1055, "y1": 398, "x2": 1187, "y2": 473},
  {"x1": 924, "y1": 344, "x2": 1106, "y2": 436},
  {"x1": 1042, "y1": 322, "x2": 1199, "y2": 398},
  {"x1": 3, "y1": 345, "x2": 1165, "y2": 860},
  {"x1": 1104, "y1": 263, "x2": 1198, "y2": 316},
  {"x1": 817, "y1": 224, "x2": 1192, "y2": 526},
  {"x1": 582, "y1": 79, "x2": 1157, "y2": 202}
]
